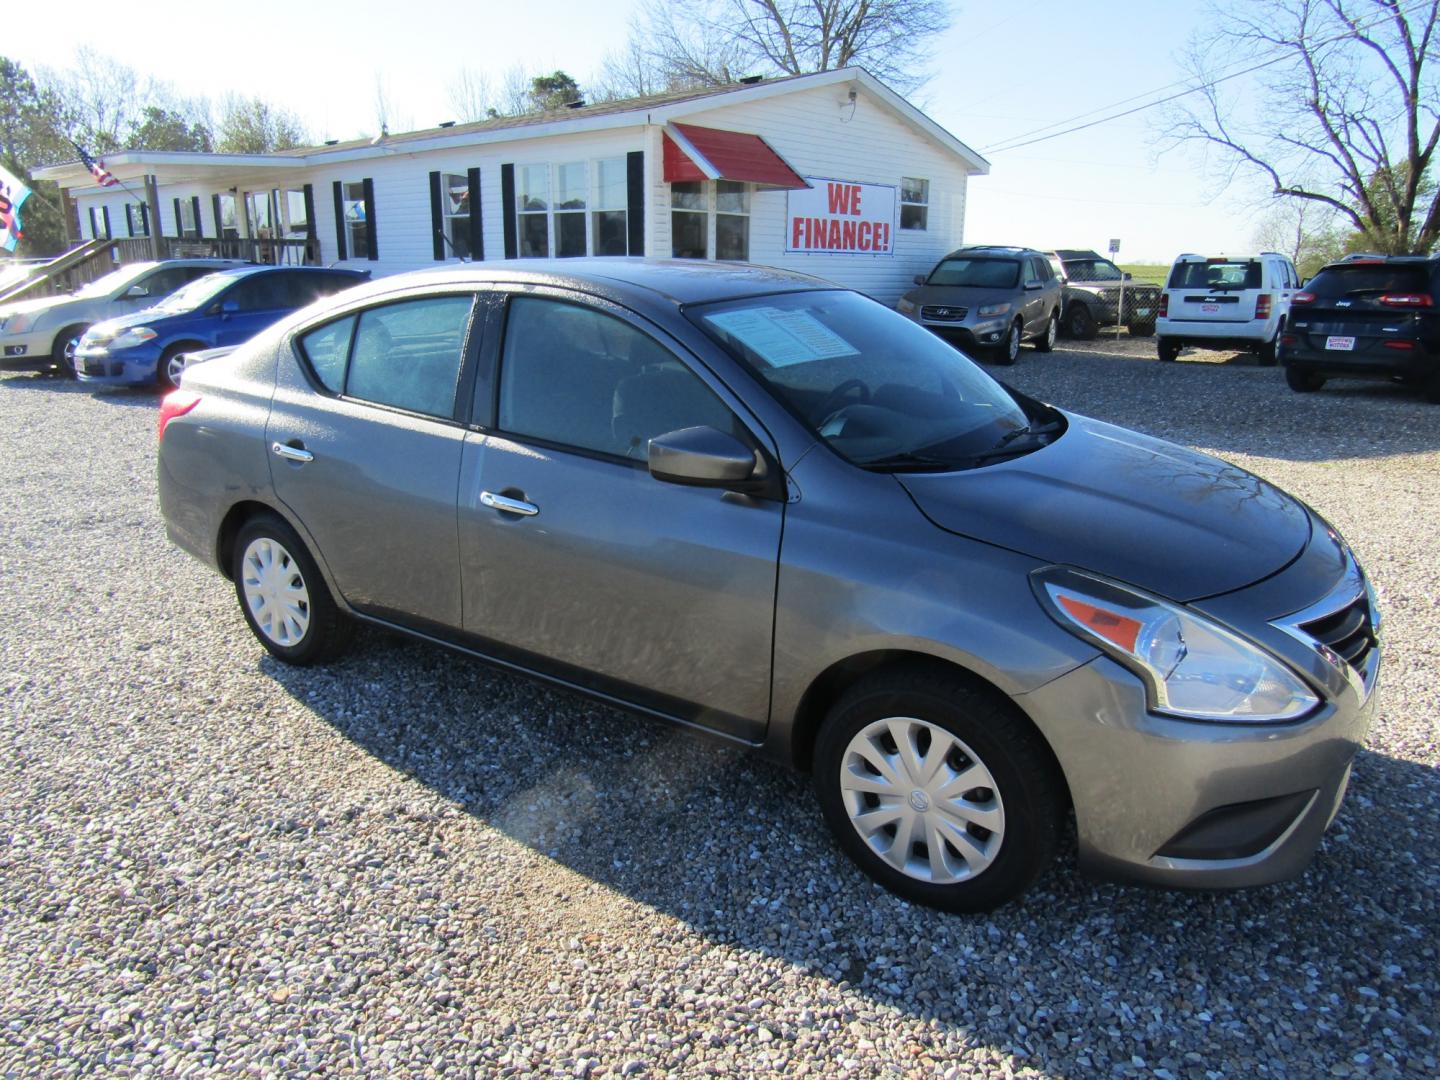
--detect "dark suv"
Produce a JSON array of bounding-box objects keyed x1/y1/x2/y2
[
  {"x1": 1044, "y1": 250, "x2": 1161, "y2": 339},
  {"x1": 1280, "y1": 255, "x2": 1440, "y2": 401}
]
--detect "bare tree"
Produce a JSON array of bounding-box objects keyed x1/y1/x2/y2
[
  {"x1": 620, "y1": 0, "x2": 949, "y2": 94},
  {"x1": 1250, "y1": 200, "x2": 1348, "y2": 276},
  {"x1": 448, "y1": 66, "x2": 496, "y2": 122},
  {"x1": 1170, "y1": 0, "x2": 1440, "y2": 254},
  {"x1": 215, "y1": 95, "x2": 309, "y2": 153},
  {"x1": 41, "y1": 48, "x2": 158, "y2": 152},
  {"x1": 498, "y1": 65, "x2": 536, "y2": 116}
]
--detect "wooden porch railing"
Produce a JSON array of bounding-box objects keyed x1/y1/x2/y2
[{"x1": 0, "y1": 239, "x2": 117, "y2": 302}]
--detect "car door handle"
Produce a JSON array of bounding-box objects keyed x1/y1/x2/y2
[
  {"x1": 480, "y1": 491, "x2": 539, "y2": 516},
  {"x1": 272, "y1": 441, "x2": 314, "y2": 463}
]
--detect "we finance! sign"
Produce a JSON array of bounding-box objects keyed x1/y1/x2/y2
[{"x1": 786, "y1": 178, "x2": 897, "y2": 256}]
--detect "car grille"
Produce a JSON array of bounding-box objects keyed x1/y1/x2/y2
[
  {"x1": 921, "y1": 305, "x2": 967, "y2": 321},
  {"x1": 1296, "y1": 590, "x2": 1378, "y2": 681}
]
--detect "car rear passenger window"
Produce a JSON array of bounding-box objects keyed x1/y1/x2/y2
[
  {"x1": 298, "y1": 315, "x2": 356, "y2": 394},
  {"x1": 498, "y1": 296, "x2": 739, "y2": 460},
  {"x1": 345, "y1": 296, "x2": 474, "y2": 419}
]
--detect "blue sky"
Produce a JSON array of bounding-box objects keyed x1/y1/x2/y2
[{"x1": 10, "y1": 0, "x2": 1280, "y2": 262}]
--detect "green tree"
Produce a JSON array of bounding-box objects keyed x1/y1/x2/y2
[
  {"x1": 127, "y1": 105, "x2": 213, "y2": 152},
  {"x1": 214, "y1": 96, "x2": 308, "y2": 154},
  {"x1": 528, "y1": 71, "x2": 583, "y2": 112}
]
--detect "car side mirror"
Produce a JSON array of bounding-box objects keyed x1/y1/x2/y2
[
  {"x1": 913, "y1": 274, "x2": 927, "y2": 286},
  {"x1": 1123, "y1": 271, "x2": 1133, "y2": 281},
  {"x1": 125, "y1": 284, "x2": 149, "y2": 298},
  {"x1": 649, "y1": 426, "x2": 765, "y2": 491},
  {"x1": 1024, "y1": 281, "x2": 1043, "y2": 291},
  {"x1": 221, "y1": 298, "x2": 241, "y2": 315}
]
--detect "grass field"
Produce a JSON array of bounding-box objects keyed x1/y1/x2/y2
[{"x1": 1118, "y1": 262, "x2": 1169, "y2": 285}]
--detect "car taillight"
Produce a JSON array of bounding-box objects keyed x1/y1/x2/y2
[
  {"x1": 1383, "y1": 340, "x2": 1417, "y2": 350},
  {"x1": 158, "y1": 390, "x2": 201, "y2": 441},
  {"x1": 1280, "y1": 333, "x2": 1298, "y2": 345},
  {"x1": 1378, "y1": 293, "x2": 1433, "y2": 307},
  {"x1": 1291, "y1": 291, "x2": 1315, "y2": 305},
  {"x1": 1254, "y1": 294, "x2": 1272, "y2": 319},
  {"x1": 1159, "y1": 293, "x2": 1169, "y2": 317}
]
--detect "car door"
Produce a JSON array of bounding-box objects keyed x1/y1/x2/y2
[
  {"x1": 210, "y1": 272, "x2": 296, "y2": 346},
  {"x1": 458, "y1": 290, "x2": 784, "y2": 741},
  {"x1": 266, "y1": 291, "x2": 480, "y2": 626},
  {"x1": 1021, "y1": 257, "x2": 1047, "y2": 332}
]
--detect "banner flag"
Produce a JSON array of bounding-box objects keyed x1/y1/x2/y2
[{"x1": 0, "y1": 165, "x2": 33, "y2": 253}]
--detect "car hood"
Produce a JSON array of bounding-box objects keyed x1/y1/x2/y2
[
  {"x1": 0, "y1": 295, "x2": 70, "y2": 319},
  {"x1": 1064, "y1": 280, "x2": 1161, "y2": 297},
  {"x1": 88, "y1": 308, "x2": 174, "y2": 335},
  {"x1": 897, "y1": 413, "x2": 1311, "y2": 602}
]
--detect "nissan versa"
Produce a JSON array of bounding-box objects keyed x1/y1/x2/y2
[{"x1": 157, "y1": 260, "x2": 1380, "y2": 911}]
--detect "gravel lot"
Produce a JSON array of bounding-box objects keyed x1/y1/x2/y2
[{"x1": 1, "y1": 337, "x2": 1436, "y2": 1078}]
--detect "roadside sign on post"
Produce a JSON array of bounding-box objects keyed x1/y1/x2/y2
[
  {"x1": 1108, "y1": 238, "x2": 1121, "y2": 254},
  {"x1": 1109, "y1": 240, "x2": 1124, "y2": 337}
]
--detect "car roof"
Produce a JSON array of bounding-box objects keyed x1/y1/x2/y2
[
  {"x1": 1052, "y1": 249, "x2": 1104, "y2": 261},
  {"x1": 316, "y1": 258, "x2": 840, "y2": 308},
  {"x1": 941, "y1": 245, "x2": 1037, "y2": 260},
  {"x1": 202, "y1": 264, "x2": 369, "y2": 283}
]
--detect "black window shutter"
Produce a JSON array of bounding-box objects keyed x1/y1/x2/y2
[
  {"x1": 125, "y1": 205, "x2": 135, "y2": 236},
  {"x1": 500, "y1": 163, "x2": 517, "y2": 259},
  {"x1": 429, "y1": 171, "x2": 444, "y2": 261},
  {"x1": 362, "y1": 178, "x2": 377, "y2": 260},
  {"x1": 139, "y1": 203, "x2": 149, "y2": 237},
  {"x1": 302, "y1": 184, "x2": 317, "y2": 262},
  {"x1": 101, "y1": 205, "x2": 111, "y2": 239},
  {"x1": 626, "y1": 150, "x2": 644, "y2": 256},
  {"x1": 211, "y1": 194, "x2": 222, "y2": 239},
  {"x1": 191, "y1": 196, "x2": 203, "y2": 238},
  {"x1": 467, "y1": 167, "x2": 483, "y2": 261},
  {"x1": 172, "y1": 197, "x2": 182, "y2": 238},
  {"x1": 332, "y1": 181, "x2": 348, "y2": 261}
]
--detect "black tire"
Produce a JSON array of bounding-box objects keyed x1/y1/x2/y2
[
  {"x1": 50, "y1": 324, "x2": 87, "y2": 379},
  {"x1": 1157, "y1": 338, "x2": 1181, "y2": 363},
  {"x1": 1127, "y1": 320, "x2": 1156, "y2": 338},
  {"x1": 1258, "y1": 323, "x2": 1282, "y2": 366},
  {"x1": 1065, "y1": 303, "x2": 1097, "y2": 341},
  {"x1": 1033, "y1": 311, "x2": 1058, "y2": 353},
  {"x1": 231, "y1": 514, "x2": 353, "y2": 665},
  {"x1": 813, "y1": 667, "x2": 1065, "y2": 913},
  {"x1": 1285, "y1": 366, "x2": 1325, "y2": 393},
  {"x1": 158, "y1": 342, "x2": 201, "y2": 390},
  {"x1": 993, "y1": 319, "x2": 1022, "y2": 366}
]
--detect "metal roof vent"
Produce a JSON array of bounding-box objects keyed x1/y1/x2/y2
[{"x1": 438, "y1": 121, "x2": 456, "y2": 128}]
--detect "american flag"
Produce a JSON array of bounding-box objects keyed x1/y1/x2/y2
[{"x1": 71, "y1": 141, "x2": 118, "y2": 188}]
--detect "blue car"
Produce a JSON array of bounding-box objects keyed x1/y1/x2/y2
[{"x1": 75, "y1": 266, "x2": 369, "y2": 387}]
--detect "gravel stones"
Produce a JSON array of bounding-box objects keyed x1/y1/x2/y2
[{"x1": 0, "y1": 347, "x2": 1436, "y2": 1078}]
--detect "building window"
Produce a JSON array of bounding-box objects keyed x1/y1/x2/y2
[
  {"x1": 715, "y1": 181, "x2": 749, "y2": 261},
  {"x1": 900, "y1": 177, "x2": 929, "y2": 231},
  {"x1": 554, "y1": 162, "x2": 587, "y2": 258},
  {"x1": 343, "y1": 181, "x2": 370, "y2": 259},
  {"x1": 671, "y1": 181, "x2": 708, "y2": 258},
  {"x1": 217, "y1": 194, "x2": 239, "y2": 240},
  {"x1": 284, "y1": 189, "x2": 310, "y2": 239},
  {"x1": 125, "y1": 204, "x2": 149, "y2": 237},
  {"x1": 178, "y1": 198, "x2": 200, "y2": 239},
  {"x1": 517, "y1": 164, "x2": 549, "y2": 257},
  {"x1": 592, "y1": 157, "x2": 628, "y2": 255},
  {"x1": 441, "y1": 174, "x2": 471, "y2": 258}
]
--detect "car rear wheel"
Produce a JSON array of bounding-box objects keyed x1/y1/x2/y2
[
  {"x1": 51, "y1": 325, "x2": 87, "y2": 379},
  {"x1": 232, "y1": 514, "x2": 353, "y2": 665},
  {"x1": 1285, "y1": 366, "x2": 1325, "y2": 393},
  {"x1": 1157, "y1": 338, "x2": 1181, "y2": 362},
  {"x1": 1034, "y1": 311, "x2": 1058, "y2": 352},
  {"x1": 813, "y1": 669, "x2": 1064, "y2": 912},
  {"x1": 1259, "y1": 324, "x2": 1282, "y2": 366},
  {"x1": 994, "y1": 319, "x2": 1022, "y2": 366},
  {"x1": 1065, "y1": 303, "x2": 1097, "y2": 341}
]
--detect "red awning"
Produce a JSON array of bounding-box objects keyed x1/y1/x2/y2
[{"x1": 662, "y1": 123, "x2": 809, "y2": 190}]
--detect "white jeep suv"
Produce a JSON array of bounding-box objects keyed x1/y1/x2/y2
[{"x1": 1155, "y1": 252, "x2": 1301, "y2": 364}]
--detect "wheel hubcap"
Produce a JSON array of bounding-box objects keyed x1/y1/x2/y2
[
  {"x1": 838, "y1": 717, "x2": 1005, "y2": 884},
  {"x1": 167, "y1": 354, "x2": 186, "y2": 384},
  {"x1": 240, "y1": 537, "x2": 311, "y2": 647}
]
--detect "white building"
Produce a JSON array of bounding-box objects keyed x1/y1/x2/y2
[{"x1": 37, "y1": 68, "x2": 988, "y2": 305}]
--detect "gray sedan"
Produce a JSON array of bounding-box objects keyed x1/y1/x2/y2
[{"x1": 157, "y1": 260, "x2": 1379, "y2": 911}]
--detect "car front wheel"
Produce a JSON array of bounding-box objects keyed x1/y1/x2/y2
[
  {"x1": 51, "y1": 325, "x2": 87, "y2": 379},
  {"x1": 813, "y1": 669, "x2": 1064, "y2": 912},
  {"x1": 232, "y1": 514, "x2": 353, "y2": 665},
  {"x1": 1065, "y1": 304, "x2": 1097, "y2": 340},
  {"x1": 1034, "y1": 311, "x2": 1058, "y2": 352},
  {"x1": 994, "y1": 319, "x2": 1022, "y2": 366}
]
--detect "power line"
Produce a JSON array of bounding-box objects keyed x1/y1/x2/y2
[{"x1": 979, "y1": 0, "x2": 1435, "y2": 156}]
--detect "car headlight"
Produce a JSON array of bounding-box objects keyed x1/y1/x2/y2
[
  {"x1": 107, "y1": 327, "x2": 159, "y2": 350},
  {"x1": 1032, "y1": 567, "x2": 1319, "y2": 723},
  {"x1": 5, "y1": 312, "x2": 33, "y2": 334},
  {"x1": 896, "y1": 298, "x2": 917, "y2": 315},
  {"x1": 977, "y1": 302, "x2": 1011, "y2": 317}
]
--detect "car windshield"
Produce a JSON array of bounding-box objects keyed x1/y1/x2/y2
[
  {"x1": 1306, "y1": 264, "x2": 1432, "y2": 299},
  {"x1": 926, "y1": 258, "x2": 1020, "y2": 289},
  {"x1": 1063, "y1": 258, "x2": 1123, "y2": 282},
  {"x1": 689, "y1": 290, "x2": 1047, "y2": 471},
  {"x1": 1169, "y1": 260, "x2": 1261, "y2": 290},
  {"x1": 151, "y1": 273, "x2": 241, "y2": 313},
  {"x1": 73, "y1": 264, "x2": 157, "y2": 299}
]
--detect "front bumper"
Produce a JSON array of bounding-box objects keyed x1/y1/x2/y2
[
  {"x1": 0, "y1": 329, "x2": 57, "y2": 370},
  {"x1": 1014, "y1": 542, "x2": 1379, "y2": 889},
  {"x1": 74, "y1": 344, "x2": 161, "y2": 385},
  {"x1": 909, "y1": 314, "x2": 1010, "y2": 350}
]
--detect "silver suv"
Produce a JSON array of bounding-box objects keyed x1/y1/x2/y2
[
  {"x1": 1156, "y1": 252, "x2": 1301, "y2": 364},
  {"x1": 897, "y1": 246, "x2": 1062, "y2": 364}
]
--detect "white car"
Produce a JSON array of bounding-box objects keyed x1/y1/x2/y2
[
  {"x1": 1155, "y1": 252, "x2": 1301, "y2": 364},
  {"x1": 0, "y1": 259, "x2": 246, "y2": 377}
]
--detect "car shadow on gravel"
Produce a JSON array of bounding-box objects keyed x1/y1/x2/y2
[
  {"x1": 0, "y1": 373, "x2": 163, "y2": 406},
  {"x1": 1007, "y1": 347, "x2": 1440, "y2": 464},
  {"x1": 266, "y1": 627, "x2": 1440, "y2": 1077}
]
